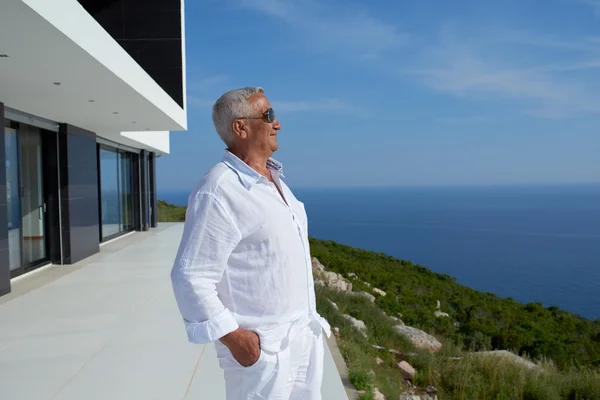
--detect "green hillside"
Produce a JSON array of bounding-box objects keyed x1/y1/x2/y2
[
  {"x1": 310, "y1": 238, "x2": 600, "y2": 369},
  {"x1": 157, "y1": 200, "x2": 187, "y2": 222},
  {"x1": 316, "y1": 283, "x2": 600, "y2": 399}
]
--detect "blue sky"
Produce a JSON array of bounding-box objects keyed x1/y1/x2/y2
[{"x1": 157, "y1": 0, "x2": 600, "y2": 192}]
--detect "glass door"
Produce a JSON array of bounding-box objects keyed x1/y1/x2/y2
[
  {"x1": 4, "y1": 126, "x2": 22, "y2": 272},
  {"x1": 100, "y1": 147, "x2": 120, "y2": 239},
  {"x1": 19, "y1": 125, "x2": 47, "y2": 267},
  {"x1": 119, "y1": 152, "x2": 134, "y2": 232}
]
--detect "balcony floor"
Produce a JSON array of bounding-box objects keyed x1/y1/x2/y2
[{"x1": 0, "y1": 223, "x2": 349, "y2": 399}]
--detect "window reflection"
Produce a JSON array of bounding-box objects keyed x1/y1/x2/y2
[
  {"x1": 100, "y1": 148, "x2": 120, "y2": 238},
  {"x1": 100, "y1": 146, "x2": 134, "y2": 240},
  {"x1": 119, "y1": 152, "x2": 134, "y2": 231},
  {"x1": 4, "y1": 124, "x2": 21, "y2": 271}
]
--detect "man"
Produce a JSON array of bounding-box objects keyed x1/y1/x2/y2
[{"x1": 170, "y1": 87, "x2": 331, "y2": 400}]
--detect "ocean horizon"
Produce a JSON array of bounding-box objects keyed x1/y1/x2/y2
[{"x1": 158, "y1": 183, "x2": 600, "y2": 320}]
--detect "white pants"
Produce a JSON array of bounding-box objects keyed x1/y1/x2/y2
[{"x1": 216, "y1": 325, "x2": 324, "y2": 400}]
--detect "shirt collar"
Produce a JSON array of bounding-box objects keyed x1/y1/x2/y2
[{"x1": 221, "y1": 150, "x2": 285, "y2": 190}]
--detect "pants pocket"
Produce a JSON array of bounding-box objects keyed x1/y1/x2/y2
[
  {"x1": 227, "y1": 348, "x2": 267, "y2": 370},
  {"x1": 216, "y1": 343, "x2": 269, "y2": 371},
  {"x1": 243, "y1": 351, "x2": 279, "y2": 399}
]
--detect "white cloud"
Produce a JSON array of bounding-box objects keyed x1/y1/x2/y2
[
  {"x1": 580, "y1": 0, "x2": 600, "y2": 18},
  {"x1": 410, "y1": 2, "x2": 600, "y2": 118},
  {"x1": 436, "y1": 115, "x2": 490, "y2": 124},
  {"x1": 234, "y1": 0, "x2": 409, "y2": 57},
  {"x1": 201, "y1": 2, "x2": 600, "y2": 120},
  {"x1": 186, "y1": 73, "x2": 232, "y2": 111},
  {"x1": 274, "y1": 99, "x2": 365, "y2": 115},
  {"x1": 189, "y1": 94, "x2": 366, "y2": 117},
  {"x1": 404, "y1": 30, "x2": 600, "y2": 118},
  {"x1": 496, "y1": 30, "x2": 600, "y2": 54},
  {"x1": 187, "y1": 75, "x2": 230, "y2": 93},
  {"x1": 187, "y1": 96, "x2": 215, "y2": 110}
]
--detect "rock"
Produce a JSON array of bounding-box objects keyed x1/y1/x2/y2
[
  {"x1": 314, "y1": 278, "x2": 325, "y2": 287},
  {"x1": 357, "y1": 390, "x2": 366, "y2": 395},
  {"x1": 373, "y1": 387, "x2": 386, "y2": 400},
  {"x1": 376, "y1": 357, "x2": 384, "y2": 365},
  {"x1": 311, "y1": 257, "x2": 325, "y2": 274},
  {"x1": 422, "y1": 395, "x2": 438, "y2": 400},
  {"x1": 435, "y1": 300, "x2": 450, "y2": 318},
  {"x1": 396, "y1": 361, "x2": 416, "y2": 380},
  {"x1": 363, "y1": 281, "x2": 371, "y2": 287},
  {"x1": 454, "y1": 321, "x2": 461, "y2": 327},
  {"x1": 389, "y1": 316, "x2": 404, "y2": 325},
  {"x1": 348, "y1": 272, "x2": 358, "y2": 279},
  {"x1": 322, "y1": 271, "x2": 353, "y2": 292},
  {"x1": 372, "y1": 345, "x2": 386, "y2": 350},
  {"x1": 327, "y1": 299, "x2": 339, "y2": 311},
  {"x1": 373, "y1": 287, "x2": 387, "y2": 296},
  {"x1": 475, "y1": 350, "x2": 538, "y2": 370},
  {"x1": 333, "y1": 327, "x2": 340, "y2": 339},
  {"x1": 352, "y1": 291, "x2": 376, "y2": 303},
  {"x1": 390, "y1": 350, "x2": 418, "y2": 358},
  {"x1": 426, "y1": 386, "x2": 438, "y2": 395},
  {"x1": 342, "y1": 314, "x2": 367, "y2": 337},
  {"x1": 399, "y1": 393, "x2": 420, "y2": 400},
  {"x1": 393, "y1": 325, "x2": 442, "y2": 353},
  {"x1": 368, "y1": 370, "x2": 376, "y2": 378}
]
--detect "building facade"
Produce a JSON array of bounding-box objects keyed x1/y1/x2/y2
[{"x1": 0, "y1": 0, "x2": 187, "y2": 296}]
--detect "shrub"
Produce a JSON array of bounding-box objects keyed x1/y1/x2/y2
[{"x1": 464, "y1": 331, "x2": 492, "y2": 352}]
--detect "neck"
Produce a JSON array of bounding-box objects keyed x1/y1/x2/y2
[{"x1": 228, "y1": 146, "x2": 271, "y2": 178}]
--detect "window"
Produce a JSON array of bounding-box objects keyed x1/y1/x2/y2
[
  {"x1": 119, "y1": 151, "x2": 134, "y2": 231},
  {"x1": 99, "y1": 145, "x2": 135, "y2": 240}
]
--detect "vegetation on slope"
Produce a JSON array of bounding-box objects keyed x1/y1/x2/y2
[
  {"x1": 157, "y1": 200, "x2": 186, "y2": 222},
  {"x1": 318, "y1": 285, "x2": 600, "y2": 399},
  {"x1": 310, "y1": 238, "x2": 600, "y2": 370}
]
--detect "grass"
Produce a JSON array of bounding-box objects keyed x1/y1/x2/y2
[
  {"x1": 434, "y1": 355, "x2": 600, "y2": 399},
  {"x1": 316, "y1": 285, "x2": 600, "y2": 400},
  {"x1": 157, "y1": 200, "x2": 186, "y2": 222}
]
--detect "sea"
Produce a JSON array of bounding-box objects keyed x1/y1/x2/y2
[{"x1": 159, "y1": 184, "x2": 600, "y2": 321}]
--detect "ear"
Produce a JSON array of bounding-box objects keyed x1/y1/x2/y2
[{"x1": 232, "y1": 119, "x2": 248, "y2": 140}]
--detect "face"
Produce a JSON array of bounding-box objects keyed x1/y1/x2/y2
[{"x1": 232, "y1": 93, "x2": 281, "y2": 155}]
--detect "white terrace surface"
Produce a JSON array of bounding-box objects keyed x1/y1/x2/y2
[{"x1": 0, "y1": 223, "x2": 348, "y2": 400}]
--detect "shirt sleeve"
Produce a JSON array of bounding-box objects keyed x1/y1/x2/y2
[{"x1": 170, "y1": 191, "x2": 242, "y2": 344}]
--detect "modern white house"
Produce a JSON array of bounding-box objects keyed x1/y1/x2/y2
[{"x1": 0, "y1": 0, "x2": 187, "y2": 296}]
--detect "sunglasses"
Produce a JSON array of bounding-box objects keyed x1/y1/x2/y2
[{"x1": 241, "y1": 107, "x2": 276, "y2": 123}]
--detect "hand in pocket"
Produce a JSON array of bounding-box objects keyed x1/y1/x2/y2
[{"x1": 220, "y1": 328, "x2": 261, "y2": 367}]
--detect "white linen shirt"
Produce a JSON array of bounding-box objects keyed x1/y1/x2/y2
[{"x1": 170, "y1": 150, "x2": 331, "y2": 353}]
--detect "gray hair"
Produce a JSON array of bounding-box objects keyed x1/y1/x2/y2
[{"x1": 212, "y1": 87, "x2": 264, "y2": 145}]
